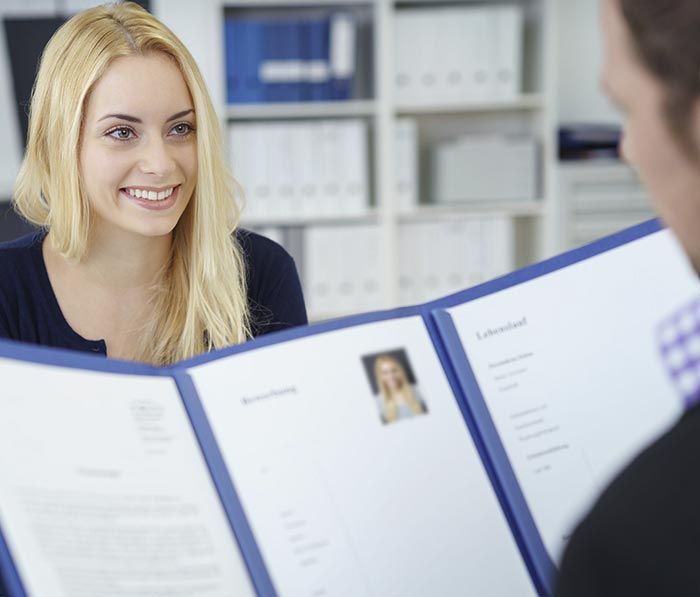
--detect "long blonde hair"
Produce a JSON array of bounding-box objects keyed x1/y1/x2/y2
[
  {"x1": 13, "y1": 2, "x2": 251, "y2": 365},
  {"x1": 374, "y1": 355, "x2": 425, "y2": 423}
]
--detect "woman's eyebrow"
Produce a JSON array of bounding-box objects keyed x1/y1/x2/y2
[{"x1": 97, "y1": 108, "x2": 194, "y2": 123}]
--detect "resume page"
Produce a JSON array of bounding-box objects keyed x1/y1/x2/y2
[
  {"x1": 446, "y1": 230, "x2": 700, "y2": 562},
  {"x1": 190, "y1": 316, "x2": 536, "y2": 597},
  {"x1": 0, "y1": 360, "x2": 255, "y2": 597}
]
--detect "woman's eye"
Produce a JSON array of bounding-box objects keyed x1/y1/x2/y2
[
  {"x1": 171, "y1": 123, "x2": 195, "y2": 137},
  {"x1": 108, "y1": 126, "x2": 135, "y2": 141}
]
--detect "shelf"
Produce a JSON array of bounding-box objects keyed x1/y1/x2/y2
[
  {"x1": 225, "y1": 0, "x2": 373, "y2": 7},
  {"x1": 240, "y1": 203, "x2": 544, "y2": 226},
  {"x1": 241, "y1": 209, "x2": 379, "y2": 227},
  {"x1": 395, "y1": 94, "x2": 543, "y2": 116},
  {"x1": 308, "y1": 311, "x2": 357, "y2": 323},
  {"x1": 226, "y1": 100, "x2": 376, "y2": 121},
  {"x1": 398, "y1": 201, "x2": 545, "y2": 220},
  {"x1": 395, "y1": 0, "x2": 509, "y2": 5}
]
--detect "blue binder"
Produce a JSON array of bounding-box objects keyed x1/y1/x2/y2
[
  {"x1": 301, "y1": 17, "x2": 331, "y2": 101},
  {"x1": 225, "y1": 17, "x2": 265, "y2": 104},
  {"x1": 328, "y1": 14, "x2": 354, "y2": 101},
  {"x1": 0, "y1": 218, "x2": 690, "y2": 596},
  {"x1": 260, "y1": 19, "x2": 303, "y2": 103}
]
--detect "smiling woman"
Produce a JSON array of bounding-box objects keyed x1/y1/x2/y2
[
  {"x1": 0, "y1": 2, "x2": 307, "y2": 365},
  {"x1": 79, "y1": 52, "x2": 198, "y2": 240}
]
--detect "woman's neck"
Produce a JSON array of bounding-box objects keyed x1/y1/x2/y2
[
  {"x1": 390, "y1": 389, "x2": 407, "y2": 404},
  {"x1": 49, "y1": 225, "x2": 172, "y2": 290}
]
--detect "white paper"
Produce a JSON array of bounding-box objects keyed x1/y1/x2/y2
[
  {"x1": 446, "y1": 229, "x2": 700, "y2": 562},
  {"x1": 189, "y1": 317, "x2": 536, "y2": 596},
  {"x1": 0, "y1": 361, "x2": 254, "y2": 597}
]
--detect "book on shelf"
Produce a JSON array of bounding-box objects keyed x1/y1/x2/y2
[
  {"x1": 230, "y1": 119, "x2": 369, "y2": 220},
  {"x1": 398, "y1": 217, "x2": 513, "y2": 306},
  {"x1": 249, "y1": 216, "x2": 513, "y2": 319},
  {"x1": 431, "y1": 133, "x2": 538, "y2": 204},
  {"x1": 303, "y1": 224, "x2": 383, "y2": 317},
  {"x1": 225, "y1": 12, "x2": 358, "y2": 105},
  {"x1": 394, "y1": 5, "x2": 523, "y2": 107},
  {"x1": 0, "y1": 220, "x2": 697, "y2": 596},
  {"x1": 395, "y1": 118, "x2": 419, "y2": 212}
]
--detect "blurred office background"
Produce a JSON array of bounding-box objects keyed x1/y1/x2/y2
[{"x1": 0, "y1": 0, "x2": 648, "y2": 322}]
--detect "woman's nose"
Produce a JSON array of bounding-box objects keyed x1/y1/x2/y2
[{"x1": 139, "y1": 136, "x2": 176, "y2": 178}]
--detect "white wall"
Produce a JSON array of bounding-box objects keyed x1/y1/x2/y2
[
  {"x1": 0, "y1": 1, "x2": 113, "y2": 199},
  {"x1": 555, "y1": 0, "x2": 621, "y2": 125}
]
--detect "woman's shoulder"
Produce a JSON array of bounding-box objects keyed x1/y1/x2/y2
[
  {"x1": 0, "y1": 229, "x2": 44, "y2": 250},
  {"x1": 235, "y1": 228, "x2": 307, "y2": 334},
  {"x1": 0, "y1": 230, "x2": 47, "y2": 338},
  {"x1": 236, "y1": 228, "x2": 293, "y2": 265},
  {"x1": 0, "y1": 229, "x2": 45, "y2": 277},
  {"x1": 235, "y1": 228, "x2": 298, "y2": 289}
]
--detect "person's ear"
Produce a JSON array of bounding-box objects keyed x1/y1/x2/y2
[
  {"x1": 619, "y1": 127, "x2": 636, "y2": 169},
  {"x1": 690, "y1": 98, "x2": 700, "y2": 161}
]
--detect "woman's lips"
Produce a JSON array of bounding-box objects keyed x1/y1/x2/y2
[{"x1": 120, "y1": 185, "x2": 180, "y2": 211}]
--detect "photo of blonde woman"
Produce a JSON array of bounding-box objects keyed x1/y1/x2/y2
[{"x1": 362, "y1": 350, "x2": 428, "y2": 425}]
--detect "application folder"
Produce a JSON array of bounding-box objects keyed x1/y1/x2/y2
[{"x1": 0, "y1": 219, "x2": 697, "y2": 596}]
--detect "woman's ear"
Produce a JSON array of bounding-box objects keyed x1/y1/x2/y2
[{"x1": 691, "y1": 99, "x2": 700, "y2": 160}]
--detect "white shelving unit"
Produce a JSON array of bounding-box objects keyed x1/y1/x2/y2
[
  {"x1": 557, "y1": 161, "x2": 654, "y2": 249},
  {"x1": 395, "y1": 92, "x2": 544, "y2": 116},
  {"x1": 158, "y1": 0, "x2": 559, "y2": 321},
  {"x1": 226, "y1": 99, "x2": 377, "y2": 120}
]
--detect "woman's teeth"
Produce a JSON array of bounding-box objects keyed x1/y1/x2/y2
[{"x1": 125, "y1": 187, "x2": 175, "y2": 201}]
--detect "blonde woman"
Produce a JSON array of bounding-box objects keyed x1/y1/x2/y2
[
  {"x1": 374, "y1": 354, "x2": 427, "y2": 424},
  {"x1": 0, "y1": 2, "x2": 306, "y2": 365}
]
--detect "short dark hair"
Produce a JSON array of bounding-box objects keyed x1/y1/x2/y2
[{"x1": 620, "y1": 0, "x2": 700, "y2": 155}]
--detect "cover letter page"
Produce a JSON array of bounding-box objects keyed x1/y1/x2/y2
[
  {"x1": 0, "y1": 360, "x2": 255, "y2": 597},
  {"x1": 190, "y1": 316, "x2": 536, "y2": 597}
]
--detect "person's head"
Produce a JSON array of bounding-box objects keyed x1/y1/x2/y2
[
  {"x1": 375, "y1": 355, "x2": 408, "y2": 395},
  {"x1": 15, "y1": 1, "x2": 230, "y2": 255},
  {"x1": 78, "y1": 50, "x2": 197, "y2": 242},
  {"x1": 373, "y1": 354, "x2": 425, "y2": 424},
  {"x1": 14, "y1": 2, "x2": 250, "y2": 364},
  {"x1": 600, "y1": 0, "x2": 700, "y2": 271}
]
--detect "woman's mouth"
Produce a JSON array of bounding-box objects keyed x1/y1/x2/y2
[{"x1": 120, "y1": 185, "x2": 180, "y2": 211}]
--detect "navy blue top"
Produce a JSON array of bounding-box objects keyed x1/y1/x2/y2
[{"x1": 0, "y1": 228, "x2": 308, "y2": 355}]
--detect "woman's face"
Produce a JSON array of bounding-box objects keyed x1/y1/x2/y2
[
  {"x1": 600, "y1": 0, "x2": 700, "y2": 271},
  {"x1": 379, "y1": 360, "x2": 403, "y2": 392},
  {"x1": 79, "y1": 51, "x2": 197, "y2": 241}
]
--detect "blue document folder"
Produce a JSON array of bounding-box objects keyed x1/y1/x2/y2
[
  {"x1": 0, "y1": 219, "x2": 696, "y2": 596},
  {"x1": 302, "y1": 17, "x2": 331, "y2": 101},
  {"x1": 225, "y1": 17, "x2": 265, "y2": 104},
  {"x1": 260, "y1": 18, "x2": 319, "y2": 103}
]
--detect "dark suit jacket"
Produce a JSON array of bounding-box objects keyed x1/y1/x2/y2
[{"x1": 555, "y1": 403, "x2": 700, "y2": 596}]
